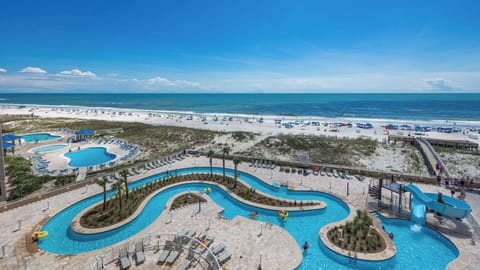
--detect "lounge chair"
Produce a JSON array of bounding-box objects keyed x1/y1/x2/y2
[
  {"x1": 216, "y1": 250, "x2": 232, "y2": 265},
  {"x1": 118, "y1": 247, "x2": 131, "y2": 270},
  {"x1": 191, "y1": 234, "x2": 206, "y2": 249},
  {"x1": 133, "y1": 167, "x2": 142, "y2": 174},
  {"x1": 134, "y1": 242, "x2": 145, "y2": 265},
  {"x1": 166, "y1": 236, "x2": 183, "y2": 264},
  {"x1": 176, "y1": 249, "x2": 195, "y2": 270},
  {"x1": 211, "y1": 243, "x2": 225, "y2": 255},
  {"x1": 158, "y1": 240, "x2": 174, "y2": 264}
]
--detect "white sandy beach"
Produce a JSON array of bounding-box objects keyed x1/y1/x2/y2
[{"x1": 1, "y1": 104, "x2": 479, "y2": 145}]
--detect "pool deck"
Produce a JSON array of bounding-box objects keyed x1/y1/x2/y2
[
  {"x1": 1, "y1": 156, "x2": 479, "y2": 269},
  {"x1": 15, "y1": 135, "x2": 134, "y2": 174}
]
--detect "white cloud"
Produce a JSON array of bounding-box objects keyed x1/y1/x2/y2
[
  {"x1": 145, "y1": 76, "x2": 201, "y2": 88},
  {"x1": 0, "y1": 68, "x2": 6, "y2": 73},
  {"x1": 20, "y1": 66, "x2": 47, "y2": 74},
  {"x1": 423, "y1": 78, "x2": 459, "y2": 91},
  {"x1": 59, "y1": 69, "x2": 96, "y2": 77}
]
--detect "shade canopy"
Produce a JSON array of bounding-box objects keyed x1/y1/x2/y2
[
  {"x1": 75, "y1": 129, "x2": 95, "y2": 135},
  {"x1": 2, "y1": 141, "x2": 15, "y2": 149},
  {"x1": 2, "y1": 134, "x2": 22, "y2": 141}
]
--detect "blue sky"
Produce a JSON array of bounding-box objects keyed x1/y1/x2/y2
[{"x1": 0, "y1": 0, "x2": 479, "y2": 92}]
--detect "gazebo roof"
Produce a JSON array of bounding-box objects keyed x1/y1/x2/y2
[
  {"x1": 75, "y1": 129, "x2": 95, "y2": 135},
  {"x1": 2, "y1": 134, "x2": 22, "y2": 141},
  {"x1": 2, "y1": 141, "x2": 15, "y2": 149}
]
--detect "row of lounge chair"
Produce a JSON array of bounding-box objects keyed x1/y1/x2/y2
[
  {"x1": 144, "y1": 153, "x2": 187, "y2": 171},
  {"x1": 250, "y1": 159, "x2": 276, "y2": 169},
  {"x1": 158, "y1": 231, "x2": 196, "y2": 267},
  {"x1": 279, "y1": 166, "x2": 362, "y2": 180},
  {"x1": 115, "y1": 230, "x2": 231, "y2": 269},
  {"x1": 118, "y1": 241, "x2": 145, "y2": 270}
]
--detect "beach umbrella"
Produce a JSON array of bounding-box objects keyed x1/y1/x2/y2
[
  {"x1": 2, "y1": 141, "x2": 15, "y2": 149},
  {"x1": 2, "y1": 141, "x2": 15, "y2": 155},
  {"x1": 75, "y1": 129, "x2": 95, "y2": 141},
  {"x1": 2, "y1": 134, "x2": 22, "y2": 145}
]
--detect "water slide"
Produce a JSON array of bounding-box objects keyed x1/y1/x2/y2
[{"x1": 405, "y1": 184, "x2": 472, "y2": 220}]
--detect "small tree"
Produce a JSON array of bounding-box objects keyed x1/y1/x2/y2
[{"x1": 222, "y1": 146, "x2": 231, "y2": 181}]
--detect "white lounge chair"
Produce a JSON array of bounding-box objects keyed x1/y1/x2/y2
[
  {"x1": 134, "y1": 242, "x2": 145, "y2": 265},
  {"x1": 157, "y1": 240, "x2": 173, "y2": 264},
  {"x1": 176, "y1": 249, "x2": 195, "y2": 270},
  {"x1": 118, "y1": 247, "x2": 131, "y2": 270},
  {"x1": 211, "y1": 243, "x2": 225, "y2": 255},
  {"x1": 216, "y1": 250, "x2": 231, "y2": 265}
]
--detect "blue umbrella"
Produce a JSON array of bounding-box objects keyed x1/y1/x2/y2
[
  {"x1": 2, "y1": 134, "x2": 22, "y2": 141},
  {"x1": 2, "y1": 141, "x2": 15, "y2": 149},
  {"x1": 74, "y1": 129, "x2": 95, "y2": 135}
]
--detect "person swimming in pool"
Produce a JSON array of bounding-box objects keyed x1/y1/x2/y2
[{"x1": 303, "y1": 241, "x2": 309, "y2": 251}]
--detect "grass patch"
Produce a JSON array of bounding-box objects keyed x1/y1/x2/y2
[
  {"x1": 327, "y1": 210, "x2": 386, "y2": 253},
  {"x1": 248, "y1": 135, "x2": 377, "y2": 166},
  {"x1": 5, "y1": 156, "x2": 75, "y2": 200},
  {"x1": 170, "y1": 193, "x2": 206, "y2": 210}
]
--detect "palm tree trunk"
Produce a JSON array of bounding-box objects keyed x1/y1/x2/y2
[
  {"x1": 209, "y1": 158, "x2": 213, "y2": 177},
  {"x1": 222, "y1": 155, "x2": 226, "y2": 181},
  {"x1": 118, "y1": 189, "x2": 123, "y2": 212},
  {"x1": 234, "y1": 164, "x2": 238, "y2": 188},
  {"x1": 102, "y1": 184, "x2": 106, "y2": 210}
]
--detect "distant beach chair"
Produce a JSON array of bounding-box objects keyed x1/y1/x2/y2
[{"x1": 118, "y1": 247, "x2": 131, "y2": 270}]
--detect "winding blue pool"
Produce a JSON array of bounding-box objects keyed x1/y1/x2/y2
[
  {"x1": 31, "y1": 144, "x2": 67, "y2": 153},
  {"x1": 22, "y1": 133, "x2": 61, "y2": 143},
  {"x1": 64, "y1": 147, "x2": 116, "y2": 167},
  {"x1": 39, "y1": 167, "x2": 459, "y2": 269}
]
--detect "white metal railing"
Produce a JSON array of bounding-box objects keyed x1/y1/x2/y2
[{"x1": 89, "y1": 232, "x2": 222, "y2": 270}]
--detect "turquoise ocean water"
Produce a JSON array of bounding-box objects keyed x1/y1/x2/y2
[{"x1": 1, "y1": 93, "x2": 479, "y2": 122}]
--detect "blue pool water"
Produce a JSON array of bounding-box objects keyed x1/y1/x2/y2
[
  {"x1": 39, "y1": 167, "x2": 458, "y2": 269},
  {"x1": 31, "y1": 144, "x2": 67, "y2": 153},
  {"x1": 63, "y1": 147, "x2": 116, "y2": 167},
  {"x1": 21, "y1": 133, "x2": 61, "y2": 142}
]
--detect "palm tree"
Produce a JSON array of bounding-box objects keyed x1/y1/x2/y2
[
  {"x1": 112, "y1": 180, "x2": 123, "y2": 212},
  {"x1": 207, "y1": 149, "x2": 214, "y2": 177},
  {"x1": 233, "y1": 158, "x2": 241, "y2": 188},
  {"x1": 97, "y1": 176, "x2": 108, "y2": 210},
  {"x1": 121, "y1": 169, "x2": 129, "y2": 202},
  {"x1": 222, "y1": 146, "x2": 231, "y2": 181}
]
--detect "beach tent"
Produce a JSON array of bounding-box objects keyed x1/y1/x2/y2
[
  {"x1": 2, "y1": 141, "x2": 15, "y2": 155},
  {"x1": 2, "y1": 134, "x2": 22, "y2": 145},
  {"x1": 75, "y1": 129, "x2": 95, "y2": 141}
]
